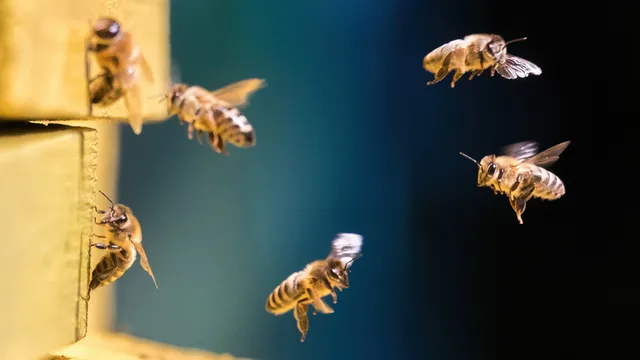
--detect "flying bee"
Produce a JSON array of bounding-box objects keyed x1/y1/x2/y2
[
  {"x1": 423, "y1": 34, "x2": 542, "y2": 88},
  {"x1": 90, "y1": 190, "x2": 157, "y2": 290},
  {"x1": 86, "y1": 16, "x2": 154, "y2": 135},
  {"x1": 459, "y1": 141, "x2": 571, "y2": 224},
  {"x1": 164, "y1": 78, "x2": 265, "y2": 155},
  {"x1": 266, "y1": 233, "x2": 363, "y2": 342}
]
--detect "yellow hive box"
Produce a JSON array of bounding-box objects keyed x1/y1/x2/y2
[
  {"x1": 0, "y1": 0, "x2": 170, "y2": 127},
  {"x1": 0, "y1": 122, "x2": 97, "y2": 360}
]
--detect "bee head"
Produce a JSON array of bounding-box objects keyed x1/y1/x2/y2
[
  {"x1": 459, "y1": 152, "x2": 499, "y2": 187},
  {"x1": 478, "y1": 154, "x2": 502, "y2": 186},
  {"x1": 166, "y1": 83, "x2": 188, "y2": 116},
  {"x1": 484, "y1": 35, "x2": 507, "y2": 61},
  {"x1": 327, "y1": 259, "x2": 350, "y2": 289},
  {"x1": 486, "y1": 35, "x2": 528, "y2": 61},
  {"x1": 95, "y1": 190, "x2": 134, "y2": 231},
  {"x1": 92, "y1": 17, "x2": 122, "y2": 42}
]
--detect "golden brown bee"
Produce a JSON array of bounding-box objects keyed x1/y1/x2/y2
[
  {"x1": 266, "y1": 233, "x2": 363, "y2": 342},
  {"x1": 86, "y1": 17, "x2": 154, "y2": 135},
  {"x1": 423, "y1": 34, "x2": 541, "y2": 88},
  {"x1": 165, "y1": 79, "x2": 265, "y2": 155},
  {"x1": 90, "y1": 190, "x2": 157, "y2": 290},
  {"x1": 460, "y1": 141, "x2": 570, "y2": 224}
]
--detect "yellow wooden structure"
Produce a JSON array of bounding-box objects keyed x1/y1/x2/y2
[{"x1": 0, "y1": 1, "x2": 246, "y2": 359}]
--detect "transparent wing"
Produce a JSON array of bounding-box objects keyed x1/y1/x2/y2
[
  {"x1": 495, "y1": 54, "x2": 542, "y2": 79},
  {"x1": 328, "y1": 233, "x2": 363, "y2": 269},
  {"x1": 131, "y1": 240, "x2": 158, "y2": 289},
  {"x1": 139, "y1": 54, "x2": 155, "y2": 83},
  {"x1": 169, "y1": 59, "x2": 182, "y2": 85},
  {"x1": 123, "y1": 84, "x2": 144, "y2": 135},
  {"x1": 500, "y1": 141, "x2": 539, "y2": 162},
  {"x1": 211, "y1": 78, "x2": 266, "y2": 108},
  {"x1": 523, "y1": 141, "x2": 571, "y2": 168}
]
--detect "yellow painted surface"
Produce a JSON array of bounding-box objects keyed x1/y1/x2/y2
[
  {"x1": 49, "y1": 120, "x2": 121, "y2": 334},
  {"x1": 0, "y1": 122, "x2": 97, "y2": 360},
  {"x1": 50, "y1": 332, "x2": 252, "y2": 360},
  {"x1": 0, "y1": 0, "x2": 170, "y2": 126}
]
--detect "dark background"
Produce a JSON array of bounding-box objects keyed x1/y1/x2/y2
[{"x1": 113, "y1": 1, "x2": 625, "y2": 359}]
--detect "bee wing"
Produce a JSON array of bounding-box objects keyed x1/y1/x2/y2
[
  {"x1": 500, "y1": 141, "x2": 539, "y2": 163},
  {"x1": 523, "y1": 141, "x2": 571, "y2": 168},
  {"x1": 131, "y1": 240, "x2": 158, "y2": 289},
  {"x1": 495, "y1": 54, "x2": 542, "y2": 79},
  {"x1": 123, "y1": 84, "x2": 144, "y2": 135},
  {"x1": 210, "y1": 78, "x2": 266, "y2": 108},
  {"x1": 328, "y1": 233, "x2": 363, "y2": 269},
  {"x1": 139, "y1": 53, "x2": 155, "y2": 83}
]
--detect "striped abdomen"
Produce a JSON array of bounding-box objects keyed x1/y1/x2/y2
[
  {"x1": 266, "y1": 271, "x2": 306, "y2": 315},
  {"x1": 211, "y1": 107, "x2": 255, "y2": 148},
  {"x1": 517, "y1": 165, "x2": 565, "y2": 200},
  {"x1": 90, "y1": 248, "x2": 136, "y2": 290}
]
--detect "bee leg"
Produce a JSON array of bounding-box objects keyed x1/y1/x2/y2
[
  {"x1": 293, "y1": 302, "x2": 309, "y2": 342},
  {"x1": 209, "y1": 132, "x2": 228, "y2": 155},
  {"x1": 306, "y1": 288, "x2": 334, "y2": 315},
  {"x1": 469, "y1": 69, "x2": 483, "y2": 80},
  {"x1": 90, "y1": 243, "x2": 108, "y2": 250},
  {"x1": 318, "y1": 277, "x2": 338, "y2": 303},
  {"x1": 450, "y1": 70, "x2": 464, "y2": 88},
  {"x1": 92, "y1": 206, "x2": 107, "y2": 214},
  {"x1": 187, "y1": 123, "x2": 195, "y2": 140},
  {"x1": 426, "y1": 53, "x2": 452, "y2": 86},
  {"x1": 510, "y1": 182, "x2": 535, "y2": 224},
  {"x1": 195, "y1": 130, "x2": 204, "y2": 145}
]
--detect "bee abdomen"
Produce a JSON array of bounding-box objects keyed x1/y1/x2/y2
[
  {"x1": 213, "y1": 107, "x2": 256, "y2": 148},
  {"x1": 90, "y1": 249, "x2": 134, "y2": 290},
  {"x1": 265, "y1": 272, "x2": 302, "y2": 315},
  {"x1": 532, "y1": 167, "x2": 565, "y2": 200}
]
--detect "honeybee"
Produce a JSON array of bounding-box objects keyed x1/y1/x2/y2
[
  {"x1": 165, "y1": 78, "x2": 265, "y2": 155},
  {"x1": 266, "y1": 233, "x2": 363, "y2": 342},
  {"x1": 423, "y1": 34, "x2": 541, "y2": 88},
  {"x1": 460, "y1": 141, "x2": 570, "y2": 224},
  {"x1": 86, "y1": 17, "x2": 154, "y2": 135},
  {"x1": 90, "y1": 190, "x2": 157, "y2": 290}
]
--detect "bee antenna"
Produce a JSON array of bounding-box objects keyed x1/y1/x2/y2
[
  {"x1": 459, "y1": 152, "x2": 481, "y2": 168},
  {"x1": 505, "y1": 37, "x2": 527, "y2": 46},
  {"x1": 98, "y1": 190, "x2": 115, "y2": 209},
  {"x1": 147, "y1": 93, "x2": 168, "y2": 101},
  {"x1": 344, "y1": 253, "x2": 363, "y2": 271}
]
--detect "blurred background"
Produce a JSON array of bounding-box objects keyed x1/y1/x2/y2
[{"x1": 101, "y1": 0, "x2": 619, "y2": 359}]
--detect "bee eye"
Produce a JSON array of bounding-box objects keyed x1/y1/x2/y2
[
  {"x1": 95, "y1": 20, "x2": 120, "y2": 39},
  {"x1": 170, "y1": 92, "x2": 180, "y2": 104},
  {"x1": 114, "y1": 214, "x2": 127, "y2": 225},
  {"x1": 487, "y1": 163, "x2": 496, "y2": 176}
]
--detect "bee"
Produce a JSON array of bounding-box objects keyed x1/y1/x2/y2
[
  {"x1": 423, "y1": 34, "x2": 541, "y2": 88},
  {"x1": 459, "y1": 141, "x2": 570, "y2": 224},
  {"x1": 86, "y1": 16, "x2": 154, "y2": 135},
  {"x1": 90, "y1": 190, "x2": 157, "y2": 290},
  {"x1": 165, "y1": 78, "x2": 265, "y2": 155},
  {"x1": 266, "y1": 233, "x2": 363, "y2": 342}
]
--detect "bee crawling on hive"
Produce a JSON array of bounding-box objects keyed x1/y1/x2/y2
[
  {"x1": 266, "y1": 233, "x2": 363, "y2": 342},
  {"x1": 90, "y1": 190, "x2": 157, "y2": 290},
  {"x1": 86, "y1": 16, "x2": 154, "y2": 135},
  {"x1": 423, "y1": 34, "x2": 542, "y2": 88},
  {"x1": 459, "y1": 140, "x2": 570, "y2": 224},
  {"x1": 163, "y1": 78, "x2": 266, "y2": 155}
]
